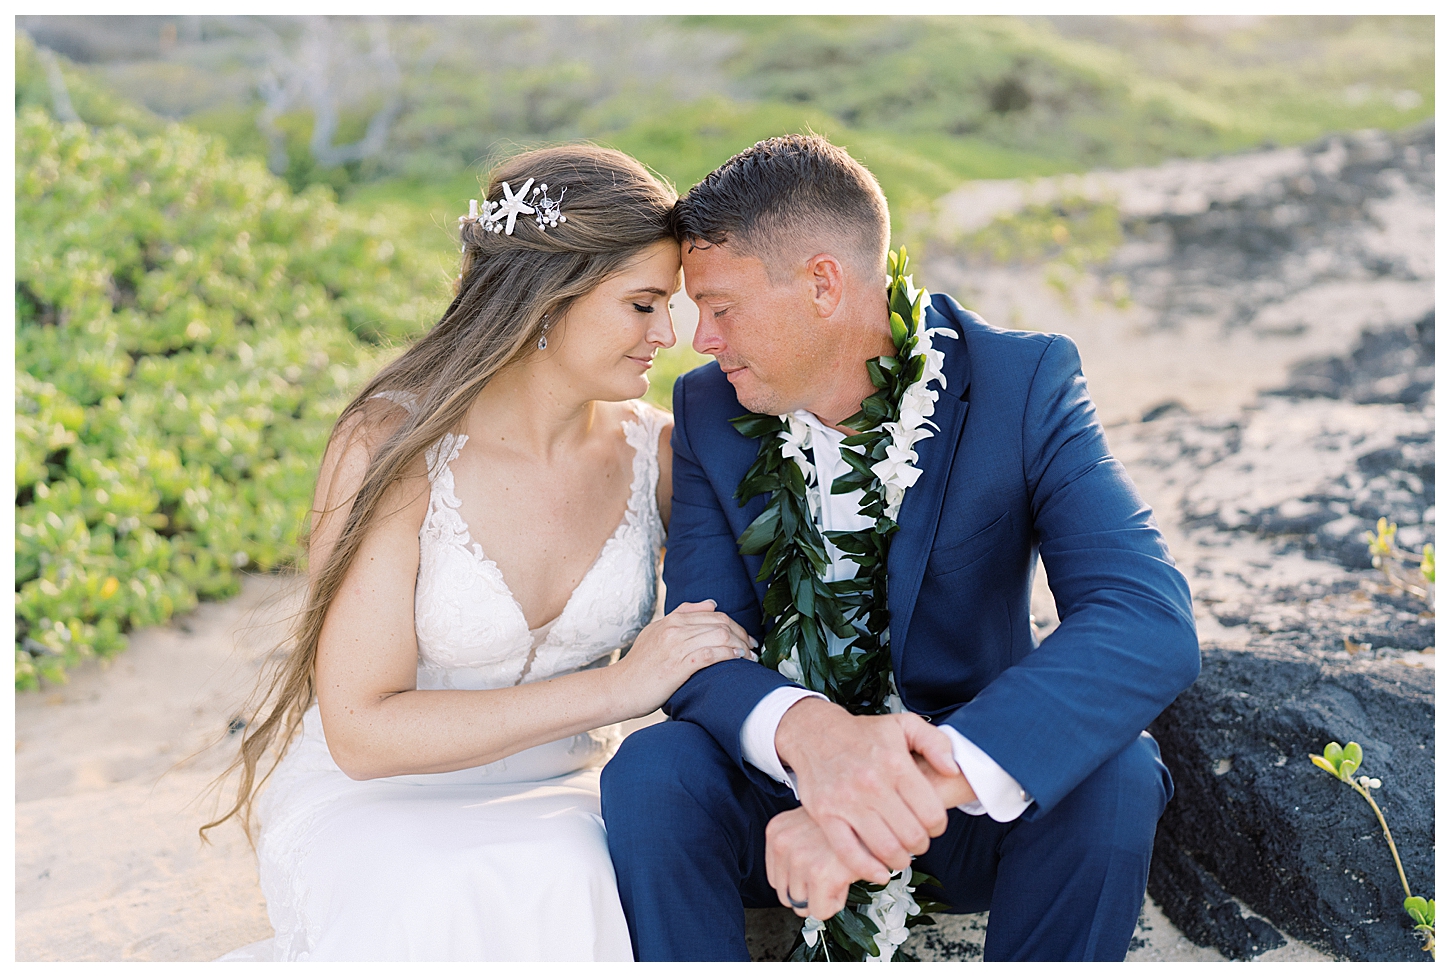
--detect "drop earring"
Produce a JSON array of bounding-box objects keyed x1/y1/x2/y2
[{"x1": 537, "y1": 314, "x2": 550, "y2": 350}]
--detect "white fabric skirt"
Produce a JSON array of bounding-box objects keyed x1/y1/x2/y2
[{"x1": 221, "y1": 705, "x2": 631, "y2": 962}]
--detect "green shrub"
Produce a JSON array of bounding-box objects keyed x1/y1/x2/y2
[{"x1": 14, "y1": 107, "x2": 448, "y2": 689}]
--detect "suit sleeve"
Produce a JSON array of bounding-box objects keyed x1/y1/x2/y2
[
  {"x1": 659, "y1": 373, "x2": 795, "y2": 771},
  {"x1": 941, "y1": 335, "x2": 1200, "y2": 819}
]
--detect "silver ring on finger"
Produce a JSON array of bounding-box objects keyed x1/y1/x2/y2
[{"x1": 786, "y1": 889, "x2": 809, "y2": 910}]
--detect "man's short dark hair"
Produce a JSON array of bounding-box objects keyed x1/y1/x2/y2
[{"x1": 668, "y1": 133, "x2": 889, "y2": 281}]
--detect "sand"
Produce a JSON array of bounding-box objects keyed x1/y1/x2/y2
[{"x1": 15, "y1": 575, "x2": 295, "y2": 961}]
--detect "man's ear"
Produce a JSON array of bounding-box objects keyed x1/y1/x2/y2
[{"x1": 804, "y1": 253, "x2": 845, "y2": 318}]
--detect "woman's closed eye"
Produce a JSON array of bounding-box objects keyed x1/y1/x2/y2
[{"x1": 632, "y1": 302, "x2": 655, "y2": 314}]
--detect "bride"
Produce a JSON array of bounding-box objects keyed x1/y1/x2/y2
[{"x1": 206, "y1": 146, "x2": 756, "y2": 961}]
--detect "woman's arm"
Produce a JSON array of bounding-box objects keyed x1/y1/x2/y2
[{"x1": 311, "y1": 409, "x2": 746, "y2": 781}]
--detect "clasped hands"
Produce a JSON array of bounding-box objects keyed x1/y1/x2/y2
[{"x1": 765, "y1": 697, "x2": 975, "y2": 921}]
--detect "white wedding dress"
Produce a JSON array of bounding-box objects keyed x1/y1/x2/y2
[{"x1": 222, "y1": 396, "x2": 666, "y2": 961}]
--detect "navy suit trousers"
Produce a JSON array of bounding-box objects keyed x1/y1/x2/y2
[{"x1": 601, "y1": 719, "x2": 1172, "y2": 962}]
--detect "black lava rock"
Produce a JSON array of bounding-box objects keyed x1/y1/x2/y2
[
  {"x1": 1148, "y1": 645, "x2": 1434, "y2": 961},
  {"x1": 1149, "y1": 823, "x2": 1287, "y2": 959}
]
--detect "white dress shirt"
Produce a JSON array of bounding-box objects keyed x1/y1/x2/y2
[{"x1": 737, "y1": 410, "x2": 1033, "y2": 823}]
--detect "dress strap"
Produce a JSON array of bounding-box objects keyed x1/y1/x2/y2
[
  {"x1": 370, "y1": 389, "x2": 420, "y2": 415},
  {"x1": 621, "y1": 402, "x2": 668, "y2": 547},
  {"x1": 626, "y1": 401, "x2": 669, "y2": 458},
  {"x1": 371, "y1": 390, "x2": 458, "y2": 483}
]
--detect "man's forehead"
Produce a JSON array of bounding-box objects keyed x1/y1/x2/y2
[{"x1": 681, "y1": 240, "x2": 764, "y2": 297}]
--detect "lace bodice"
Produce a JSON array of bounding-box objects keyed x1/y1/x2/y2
[{"x1": 391, "y1": 394, "x2": 667, "y2": 691}]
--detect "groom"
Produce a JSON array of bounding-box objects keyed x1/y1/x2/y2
[{"x1": 600, "y1": 135, "x2": 1200, "y2": 961}]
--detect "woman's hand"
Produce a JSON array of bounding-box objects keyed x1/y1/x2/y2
[{"x1": 610, "y1": 600, "x2": 756, "y2": 717}]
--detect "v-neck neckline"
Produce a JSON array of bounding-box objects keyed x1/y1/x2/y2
[{"x1": 430, "y1": 403, "x2": 647, "y2": 635}]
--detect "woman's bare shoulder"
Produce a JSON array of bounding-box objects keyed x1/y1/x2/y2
[{"x1": 316, "y1": 399, "x2": 431, "y2": 522}]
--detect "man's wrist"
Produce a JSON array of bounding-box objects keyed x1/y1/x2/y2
[
  {"x1": 774, "y1": 696, "x2": 844, "y2": 771},
  {"x1": 741, "y1": 688, "x2": 825, "y2": 786}
]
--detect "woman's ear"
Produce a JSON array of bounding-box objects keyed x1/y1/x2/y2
[{"x1": 804, "y1": 252, "x2": 845, "y2": 318}]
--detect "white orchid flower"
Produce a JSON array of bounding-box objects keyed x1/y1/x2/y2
[
  {"x1": 859, "y1": 869, "x2": 919, "y2": 961},
  {"x1": 884, "y1": 674, "x2": 906, "y2": 714},
  {"x1": 882, "y1": 482, "x2": 906, "y2": 520},
  {"x1": 893, "y1": 404, "x2": 938, "y2": 446},
  {"x1": 900, "y1": 383, "x2": 939, "y2": 423},
  {"x1": 921, "y1": 345, "x2": 947, "y2": 387},
  {"x1": 801, "y1": 916, "x2": 825, "y2": 948},
  {"x1": 900, "y1": 274, "x2": 921, "y2": 307},
  {"x1": 778, "y1": 415, "x2": 822, "y2": 519},
  {"x1": 882, "y1": 420, "x2": 931, "y2": 455},
  {"x1": 779, "y1": 414, "x2": 812, "y2": 468},
  {"x1": 777, "y1": 646, "x2": 805, "y2": 684},
  {"x1": 871, "y1": 442, "x2": 924, "y2": 493}
]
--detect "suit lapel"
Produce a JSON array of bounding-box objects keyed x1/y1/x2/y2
[
  {"x1": 886, "y1": 298, "x2": 973, "y2": 675},
  {"x1": 709, "y1": 384, "x2": 775, "y2": 601}
]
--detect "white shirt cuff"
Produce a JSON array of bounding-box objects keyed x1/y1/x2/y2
[
  {"x1": 739, "y1": 686, "x2": 827, "y2": 792},
  {"x1": 939, "y1": 725, "x2": 1034, "y2": 822}
]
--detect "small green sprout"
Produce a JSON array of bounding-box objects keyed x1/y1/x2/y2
[
  {"x1": 1310, "y1": 740, "x2": 1362, "y2": 780},
  {"x1": 1404, "y1": 897, "x2": 1435, "y2": 957},
  {"x1": 1310, "y1": 741, "x2": 1434, "y2": 958},
  {"x1": 1364, "y1": 518, "x2": 1435, "y2": 604},
  {"x1": 1367, "y1": 517, "x2": 1398, "y2": 560}
]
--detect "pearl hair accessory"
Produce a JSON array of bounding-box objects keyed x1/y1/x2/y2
[{"x1": 459, "y1": 177, "x2": 568, "y2": 245}]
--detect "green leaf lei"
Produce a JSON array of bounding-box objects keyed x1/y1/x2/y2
[
  {"x1": 729, "y1": 249, "x2": 951, "y2": 961},
  {"x1": 730, "y1": 247, "x2": 934, "y2": 714}
]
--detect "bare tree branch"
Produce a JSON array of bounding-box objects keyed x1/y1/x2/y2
[
  {"x1": 229, "y1": 16, "x2": 302, "y2": 175},
  {"x1": 38, "y1": 47, "x2": 80, "y2": 123},
  {"x1": 309, "y1": 18, "x2": 404, "y2": 168}
]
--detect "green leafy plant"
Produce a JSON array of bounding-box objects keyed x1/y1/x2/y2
[
  {"x1": 952, "y1": 195, "x2": 1126, "y2": 306},
  {"x1": 959, "y1": 195, "x2": 1123, "y2": 270},
  {"x1": 1365, "y1": 517, "x2": 1434, "y2": 606},
  {"x1": 15, "y1": 106, "x2": 446, "y2": 690},
  {"x1": 1310, "y1": 741, "x2": 1434, "y2": 958}
]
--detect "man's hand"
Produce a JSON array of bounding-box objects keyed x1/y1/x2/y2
[
  {"x1": 765, "y1": 758, "x2": 976, "y2": 922},
  {"x1": 774, "y1": 698, "x2": 962, "y2": 883},
  {"x1": 765, "y1": 807, "x2": 858, "y2": 920}
]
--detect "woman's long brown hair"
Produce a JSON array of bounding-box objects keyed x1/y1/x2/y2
[{"x1": 201, "y1": 145, "x2": 676, "y2": 841}]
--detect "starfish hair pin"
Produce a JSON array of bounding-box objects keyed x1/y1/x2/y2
[
  {"x1": 463, "y1": 177, "x2": 569, "y2": 238},
  {"x1": 489, "y1": 178, "x2": 537, "y2": 236}
]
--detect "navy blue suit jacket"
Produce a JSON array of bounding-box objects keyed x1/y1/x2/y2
[{"x1": 661, "y1": 294, "x2": 1200, "y2": 820}]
